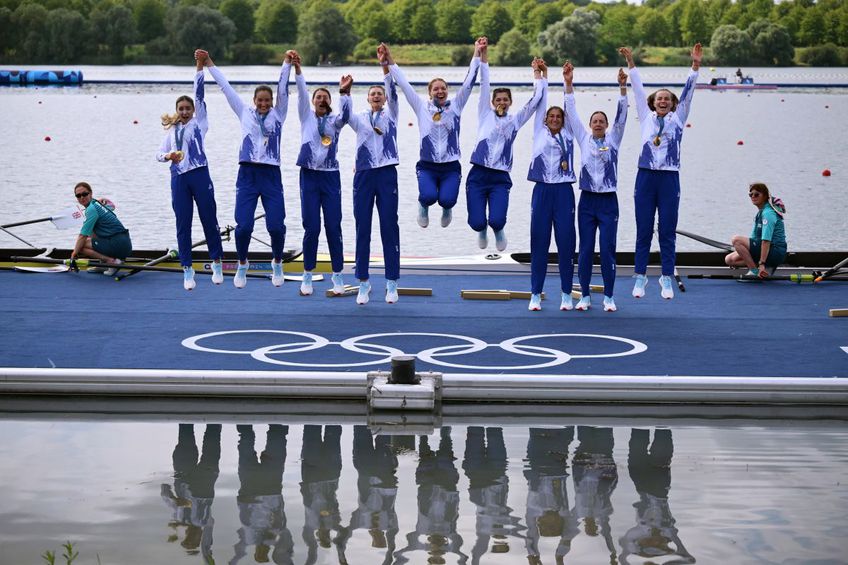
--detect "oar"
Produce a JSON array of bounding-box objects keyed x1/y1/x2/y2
[
  {"x1": 1, "y1": 217, "x2": 53, "y2": 229},
  {"x1": 687, "y1": 273, "x2": 823, "y2": 283},
  {"x1": 0, "y1": 226, "x2": 39, "y2": 248},
  {"x1": 673, "y1": 268, "x2": 686, "y2": 292},
  {"x1": 814, "y1": 256, "x2": 848, "y2": 283},
  {"x1": 676, "y1": 230, "x2": 733, "y2": 252},
  {"x1": 11, "y1": 256, "x2": 273, "y2": 279}
]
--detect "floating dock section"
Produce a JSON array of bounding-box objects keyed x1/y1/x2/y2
[{"x1": 0, "y1": 70, "x2": 83, "y2": 86}]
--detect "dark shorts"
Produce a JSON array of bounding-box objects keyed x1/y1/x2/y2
[
  {"x1": 750, "y1": 239, "x2": 786, "y2": 267},
  {"x1": 92, "y1": 230, "x2": 132, "y2": 259}
]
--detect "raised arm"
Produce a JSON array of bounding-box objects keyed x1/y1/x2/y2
[
  {"x1": 193, "y1": 52, "x2": 209, "y2": 135},
  {"x1": 376, "y1": 43, "x2": 399, "y2": 122},
  {"x1": 384, "y1": 43, "x2": 424, "y2": 116},
  {"x1": 334, "y1": 74, "x2": 353, "y2": 129},
  {"x1": 675, "y1": 43, "x2": 701, "y2": 125},
  {"x1": 274, "y1": 55, "x2": 293, "y2": 123},
  {"x1": 513, "y1": 58, "x2": 546, "y2": 130},
  {"x1": 563, "y1": 61, "x2": 588, "y2": 144},
  {"x1": 478, "y1": 58, "x2": 490, "y2": 121},
  {"x1": 290, "y1": 50, "x2": 310, "y2": 122},
  {"x1": 452, "y1": 38, "x2": 483, "y2": 113},
  {"x1": 608, "y1": 68, "x2": 629, "y2": 147},
  {"x1": 202, "y1": 50, "x2": 245, "y2": 117},
  {"x1": 619, "y1": 46, "x2": 649, "y2": 123}
]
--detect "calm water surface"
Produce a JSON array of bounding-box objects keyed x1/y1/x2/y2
[
  {"x1": 1, "y1": 66, "x2": 846, "y2": 256},
  {"x1": 0, "y1": 416, "x2": 846, "y2": 564}
]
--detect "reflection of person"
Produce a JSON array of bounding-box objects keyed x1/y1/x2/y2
[
  {"x1": 621, "y1": 44, "x2": 701, "y2": 300},
  {"x1": 156, "y1": 52, "x2": 224, "y2": 291},
  {"x1": 300, "y1": 425, "x2": 348, "y2": 565},
  {"x1": 347, "y1": 46, "x2": 402, "y2": 305},
  {"x1": 395, "y1": 427, "x2": 466, "y2": 565},
  {"x1": 724, "y1": 183, "x2": 787, "y2": 278},
  {"x1": 462, "y1": 426, "x2": 523, "y2": 564},
  {"x1": 619, "y1": 429, "x2": 695, "y2": 565},
  {"x1": 385, "y1": 41, "x2": 481, "y2": 229},
  {"x1": 523, "y1": 427, "x2": 579, "y2": 564},
  {"x1": 564, "y1": 63, "x2": 629, "y2": 313},
  {"x1": 203, "y1": 48, "x2": 292, "y2": 288},
  {"x1": 231, "y1": 424, "x2": 293, "y2": 565},
  {"x1": 467, "y1": 39, "x2": 545, "y2": 253},
  {"x1": 160, "y1": 424, "x2": 221, "y2": 564},
  {"x1": 70, "y1": 182, "x2": 132, "y2": 276},
  {"x1": 571, "y1": 427, "x2": 618, "y2": 563},
  {"x1": 292, "y1": 49, "x2": 352, "y2": 298}
]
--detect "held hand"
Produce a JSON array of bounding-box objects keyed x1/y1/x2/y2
[
  {"x1": 618, "y1": 67, "x2": 627, "y2": 87},
  {"x1": 339, "y1": 74, "x2": 353, "y2": 92},
  {"x1": 376, "y1": 44, "x2": 387, "y2": 64},
  {"x1": 563, "y1": 61, "x2": 574, "y2": 83},
  {"x1": 618, "y1": 46, "x2": 634, "y2": 68},
  {"x1": 379, "y1": 43, "x2": 394, "y2": 65}
]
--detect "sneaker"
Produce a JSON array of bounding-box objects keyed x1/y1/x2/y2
[
  {"x1": 632, "y1": 274, "x2": 648, "y2": 298},
  {"x1": 103, "y1": 259, "x2": 122, "y2": 277},
  {"x1": 234, "y1": 261, "x2": 248, "y2": 288},
  {"x1": 271, "y1": 260, "x2": 284, "y2": 287},
  {"x1": 528, "y1": 293, "x2": 542, "y2": 311},
  {"x1": 210, "y1": 262, "x2": 223, "y2": 285},
  {"x1": 417, "y1": 203, "x2": 429, "y2": 228},
  {"x1": 300, "y1": 271, "x2": 313, "y2": 296},
  {"x1": 575, "y1": 295, "x2": 591, "y2": 311},
  {"x1": 440, "y1": 207, "x2": 452, "y2": 227},
  {"x1": 494, "y1": 229, "x2": 508, "y2": 252},
  {"x1": 356, "y1": 281, "x2": 371, "y2": 305},
  {"x1": 183, "y1": 267, "x2": 196, "y2": 291},
  {"x1": 659, "y1": 275, "x2": 674, "y2": 299},
  {"x1": 744, "y1": 268, "x2": 758, "y2": 277},
  {"x1": 477, "y1": 229, "x2": 488, "y2": 249},
  {"x1": 560, "y1": 291, "x2": 574, "y2": 311},
  {"x1": 603, "y1": 296, "x2": 617, "y2": 312},
  {"x1": 86, "y1": 266, "x2": 107, "y2": 273},
  {"x1": 331, "y1": 272, "x2": 345, "y2": 295},
  {"x1": 386, "y1": 280, "x2": 399, "y2": 303}
]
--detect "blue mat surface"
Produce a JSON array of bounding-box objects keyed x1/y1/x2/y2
[{"x1": 0, "y1": 270, "x2": 846, "y2": 377}]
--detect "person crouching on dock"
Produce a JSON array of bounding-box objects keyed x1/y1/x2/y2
[
  {"x1": 724, "y1": 182, "x2": 787, "y2": 279},
  {"x1": 70, "y1": 182, "x2": 132, "y2": 276}
]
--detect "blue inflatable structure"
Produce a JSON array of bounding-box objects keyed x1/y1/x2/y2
[{"x1": 0, "y1": 70, "x2": 84, "y2": 86}]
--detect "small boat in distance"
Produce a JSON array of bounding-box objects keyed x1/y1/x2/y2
[{"x1": 698, "y1": 76, "x2": 777, "y2": 90}]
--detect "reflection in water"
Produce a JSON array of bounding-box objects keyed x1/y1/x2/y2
[
  {"x1": 161, "y1": 424, "x2": 221, "y2": 563},
  {"x1": 572, "y1": 426, "x2": 618, "y2": 563},
  {"x1": 300, "y1": 425, "x2": 347, "y2": 565},
  {"x1": 619, "y1": 429, "x2": 694, "y2": 565}
]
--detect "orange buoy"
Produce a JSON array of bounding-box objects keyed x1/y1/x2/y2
[
  {"x1": 822, "y1": 169, "x2": 832, "y2": 176},
  {"x1": 737, "y1": 140, "x2": 744, "y2": 145}
]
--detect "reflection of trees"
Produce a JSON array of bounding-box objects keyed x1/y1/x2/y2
[
  {"x1": 300, "y1": 425, "x2": 348, "y2": 565},
  {"x1": 462, "y1": 426, "x2": 524, "y2": 564},
  {"x1": 571, "y1": 426, "x2": 618, "y2": 564},
  {"x1": 394, "y1": 426, "x2": 467, "y2": 565},
  {"x1": 231, "y1": 424, "x2": 293, "y2": 565},
  {"x1": 523, "y1": 427, "x2": 579, "y2": 565},
  {"x1": 161, "y1": 424, "x2": 222, "y2": 564},
  {"x1": 619, "y1": 428, "x2": 695, "y2": 565}
]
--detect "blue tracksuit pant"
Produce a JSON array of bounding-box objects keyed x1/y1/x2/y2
[
  {"x1": 353, "y1": 165, "x2": 400, "y2": 281},
  {"x1": 416, "y1": 160, "x2": 461, "y2": 209},
  {"x1": 300, "y1": 168, "x2": 343, "y2": 273},
  {"x1": 530, "y1": 182, "x2": 576, "y2": 294},
  {"x1": 234, "y1": 163, "x2": 286, "y2": 262},
  {"x1": 465, "y1": 164, "x2": 512, "y2": 232},
  {"x1": 170, "y1": 166, "x2": 223, "y2": 267},
  {"x1": 578, "y1": 191, "x2": 619, "y2": 298},
  {"x1": 634, "y1": 168, "x2": 679, "y2": 276}
]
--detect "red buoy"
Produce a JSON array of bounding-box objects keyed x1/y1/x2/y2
[
  {"x1": 737, "y1": 140, "x2": 744, "y2": 145},
  {"x1": 686, "y1": 123, "x2": 691, "y2": 128},
  {"x1": 44, "y1": 136, "x2": 51, "y2": 141},
  {"x1": 133, "y1": 120, "x2": 138, "y2": 124},
  {"x1": 822, "y1": 169, "x2": 832, "y2": 176},
  {"x1": 408, "y1": 122, "x2": 413, "y2": 126}
]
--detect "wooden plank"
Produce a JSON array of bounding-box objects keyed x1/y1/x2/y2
[
  {"x1": 461, "y1": 289, "x2": 545, "y2": 300},
  {"x1": 829, "y1": 308, "x2": 848, "y2": 317},
  {"x1": 571, "y1": 290, "x2": 582, "y2": 300},
  {"x1": 325, "y1": 285, "x2": 358, "y2": 297},
  {"x1": 461, "y1": 290, "x2": 511, "y2": 300},
  {"x1": 398, "y1": 287, "x2": 432, "y2": 296},
  {"x1": 572, "y1": 284, "x2": 604, "y2": 293}
]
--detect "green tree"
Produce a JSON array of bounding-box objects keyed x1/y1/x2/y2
[
  {"x1": 493, "y1": 28, "x2": 531, "y2": 66},
  {"x1": 168, "y1": 5, "x2": 236, "y2": 57},
  {"x1": 471, "y1": 0, "x2": 513, "y2": 43},
  {"x1": 296, "y1": 0, "x2": 356, "y2": 64},
  {"x1": 134, "y1": 0, "x2": 166, "y2": 43},
  {"x1": 719, "y1": 2, "x2": 754, "y2": 31},
  {"x1": 255, "y1": 0, "x2": 297, "y2": 44},
  {"x1": 387, "y1": 0, "x2": 417, "y2": 43},
  {"x1": 13, "y1": 2, "x2": 50, "y2": 61},
  {"x1": 749, "y1": 20, "x2": 794, "y2": 65},
  {"x1": 435, "y1": 0, "x2": 472, "y2": 43},
  {"x1": 525, "y1": 3, "x2": 564, "y2": 39},
  {"x1": 662, "y1": 0, "x2": 686, "y2": 45},
  {"x1": 0, "y1": 7, "x2": 15, "y2": 53},
  {"x1": 90, "y1": 3, "x2": 136, "y2": 61},
  {"x1": 220, "y1": 0, "x2": 254, "y2": 42},
  {"x1": 345, "y1": 0, "x2": 390, "y2": 43},
  {"x1": 710, "y1": 24, "x2": 753, "y2": 64},
  {"x1": 538, "y1": 7, "x2": 600, "y2": 65},
  {"x1": 597, "y1": 3, "x2": 638, "y2": 64},
  {"x1": 771, "y1": 1, "x2": 804, "y2": 44},
  {"x1": 634, "y1": 8, "x2": 673, "y2": 47},
  {"x1": 46, "y1": 8, "x2": 88, "y2": 61},
  {"x1": 799, "y1": 42, "x2": 842, "y2": 66},
  {"x1": 798, "y1": 7, "x2": 826, "y2": 46},
  {"x1": 409, "y1": 0, "x2": 437, "y2": 43},
  {"x1": 681, "y1": 0, "x2": 710, "y2": 44}
]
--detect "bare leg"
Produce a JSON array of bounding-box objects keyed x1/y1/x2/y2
[
  {"x1": 726, "y1": 235, "x2": 755, "y2": 268},
  {"x1": 78, "y1": 238, "x2": 117, "y2": 263}
]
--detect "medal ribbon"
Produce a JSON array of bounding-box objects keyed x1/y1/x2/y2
[
  {"x1": 317, "y1": 114, "x2": 329, "y2": 138},
  {"x1": 256, "y1": 112, "x2": 269, "y2": 138},
  {"x1": 369, "y1": 110, "x2": 381, "y2": 129},
  {"x1": 655, "y1": 115, "x2": 665, "y2": 139},
  {"x1": 554, "y1": 132, "x2": 568, "y2": 163},
  {"x1": 175, "y1": 124, "x2": 185, "y2": 151},
  {"x1": 433, "y1": 99, "x2": 450, "y2": 118}
]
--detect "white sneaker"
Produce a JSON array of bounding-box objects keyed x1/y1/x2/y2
[
  {"x1": 331, "y1": 272, "x2": 345, "y2": 295},
  {"x1": 417, "y1": 203, "x2": 429, "y2": 228},
  {"x1": 440, "y1": 207, "x2": 452, "y2": 227},
  {"x1": 356, "y1": 281, "x2": 371, "y2": 305},
  {"x1": 575, "y1": 295, "x2": 591, "y2": 311},
  {"x1": 560, "y1": 291, "x2": 574, "y2": 311},
  {"x1": 477, "y1": 229, "x2": 488, "y2": 249},
  {"x1": 234, "y1": 261, "x2": 248, "y2": 288},
  {"x1": 632, "y1": 274, "x2": 647, "y2": 298},
  {"x1": 494, "y1": 229, "x2": 507, "y2": 251},
  {"x1": 183, "y1": 266, "x2": 196, "y2": 291},
  {"x1": 659, "y1": 275, "x2": 674, "y2": 299},
  {"x1": 528, "y1": 293, "x2": 542, "y2": 311},
  {"x1": 103, "y1": 259, "x2": 122, "y2": 277},
  {"x1": 603, "y1": 296, "x2": 617, "y2": 312},
  {"x1": 271, "y1": 260, "x2": 284, "y2": 287},
  {"x1": 211, "y1": 261, "x2": 223, "y2": 285},
  {"x1": 300, "y1": 271, "x2": 313, "y2": 296},
  {"x1": 386, "y1": 280, "x2": 399, "y2": 303}
]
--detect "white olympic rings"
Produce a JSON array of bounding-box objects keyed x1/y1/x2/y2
[{"x1": 181, "y1": 330, "x2": 647, "y2": 371}]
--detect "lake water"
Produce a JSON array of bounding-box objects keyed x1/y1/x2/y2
[
  {"x1": 1, "y1": 66, "x2": 847, "y2": 256},
  {"x1": 0, "y1": 415, "x2": 846, "y2": 565}
]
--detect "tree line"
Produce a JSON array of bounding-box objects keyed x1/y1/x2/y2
[{"x1": 0, "y1": 0, "x2": 846, "y2": 66}]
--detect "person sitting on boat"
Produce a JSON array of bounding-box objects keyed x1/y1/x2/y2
[
  {"x1": 526, "y1": 60, "x2": 577, "y2": 312},
  {"x1": 345, "y1": 44, "x2": 402, "y2": 305},
  {"x1": 564, "y1": 62, "x2": 628, "y2": 313},
  {"x1": 620, "y1": 44, "x2": 701, "y2": 301},
  {"x1": 291, "y1": 50, "x2": 352, "y2": 298},
  {"x1": 724, "y1": 182, "x2": 787, "y2": 278},
  {"x1": 70, "y1": 182, "x2": 132, "y2": 276},
  {"x1": 156, "y1": 51, "x2": 224, "y2": 291},
  {"x1": 467, "y1": 39, "x2": 546, "y2": 252},
  {"x1": 385, "y1": 39, "x2": 482, "y2": 230},
  {"x1": 736, "y1": 68, "x2": 744, "y2": 83},
  {"x1": 201, "y1": 48, "x2": 292, "y2": 289}
]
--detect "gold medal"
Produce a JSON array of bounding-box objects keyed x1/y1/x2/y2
[
  {"x1": 598, "y1": 146, "x2": 609, "y2": 152},
  {"x1": 560, "y1": 161, "x2": 569, "y2": 171},
  {"x1": 432, "y1": 112, "x2": 442, "y2": 123},
  {"x1": 321, "y1": 135, "x2": 332, "y2": 147},
  {"x1": 373, "y1": 127, "x2": 383, "y2": 135},
  {"x1": 653, "y1": 136, "x2": 661, "y2": 147},
  {"x1": 173, "y1": 150, "x2": 185, "y2": 161},
  {"x1": 495, "y1": 105, "x2": 506, "y2": 117}
]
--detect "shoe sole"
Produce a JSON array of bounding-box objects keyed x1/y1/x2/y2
[{"x1": 299, "y1": 288, "x2": 313, "y2": 296}]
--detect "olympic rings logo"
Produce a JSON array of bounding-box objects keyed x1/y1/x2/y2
[{"x1": 181, "y1": 331, "x2": 647, "y2": 371}]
